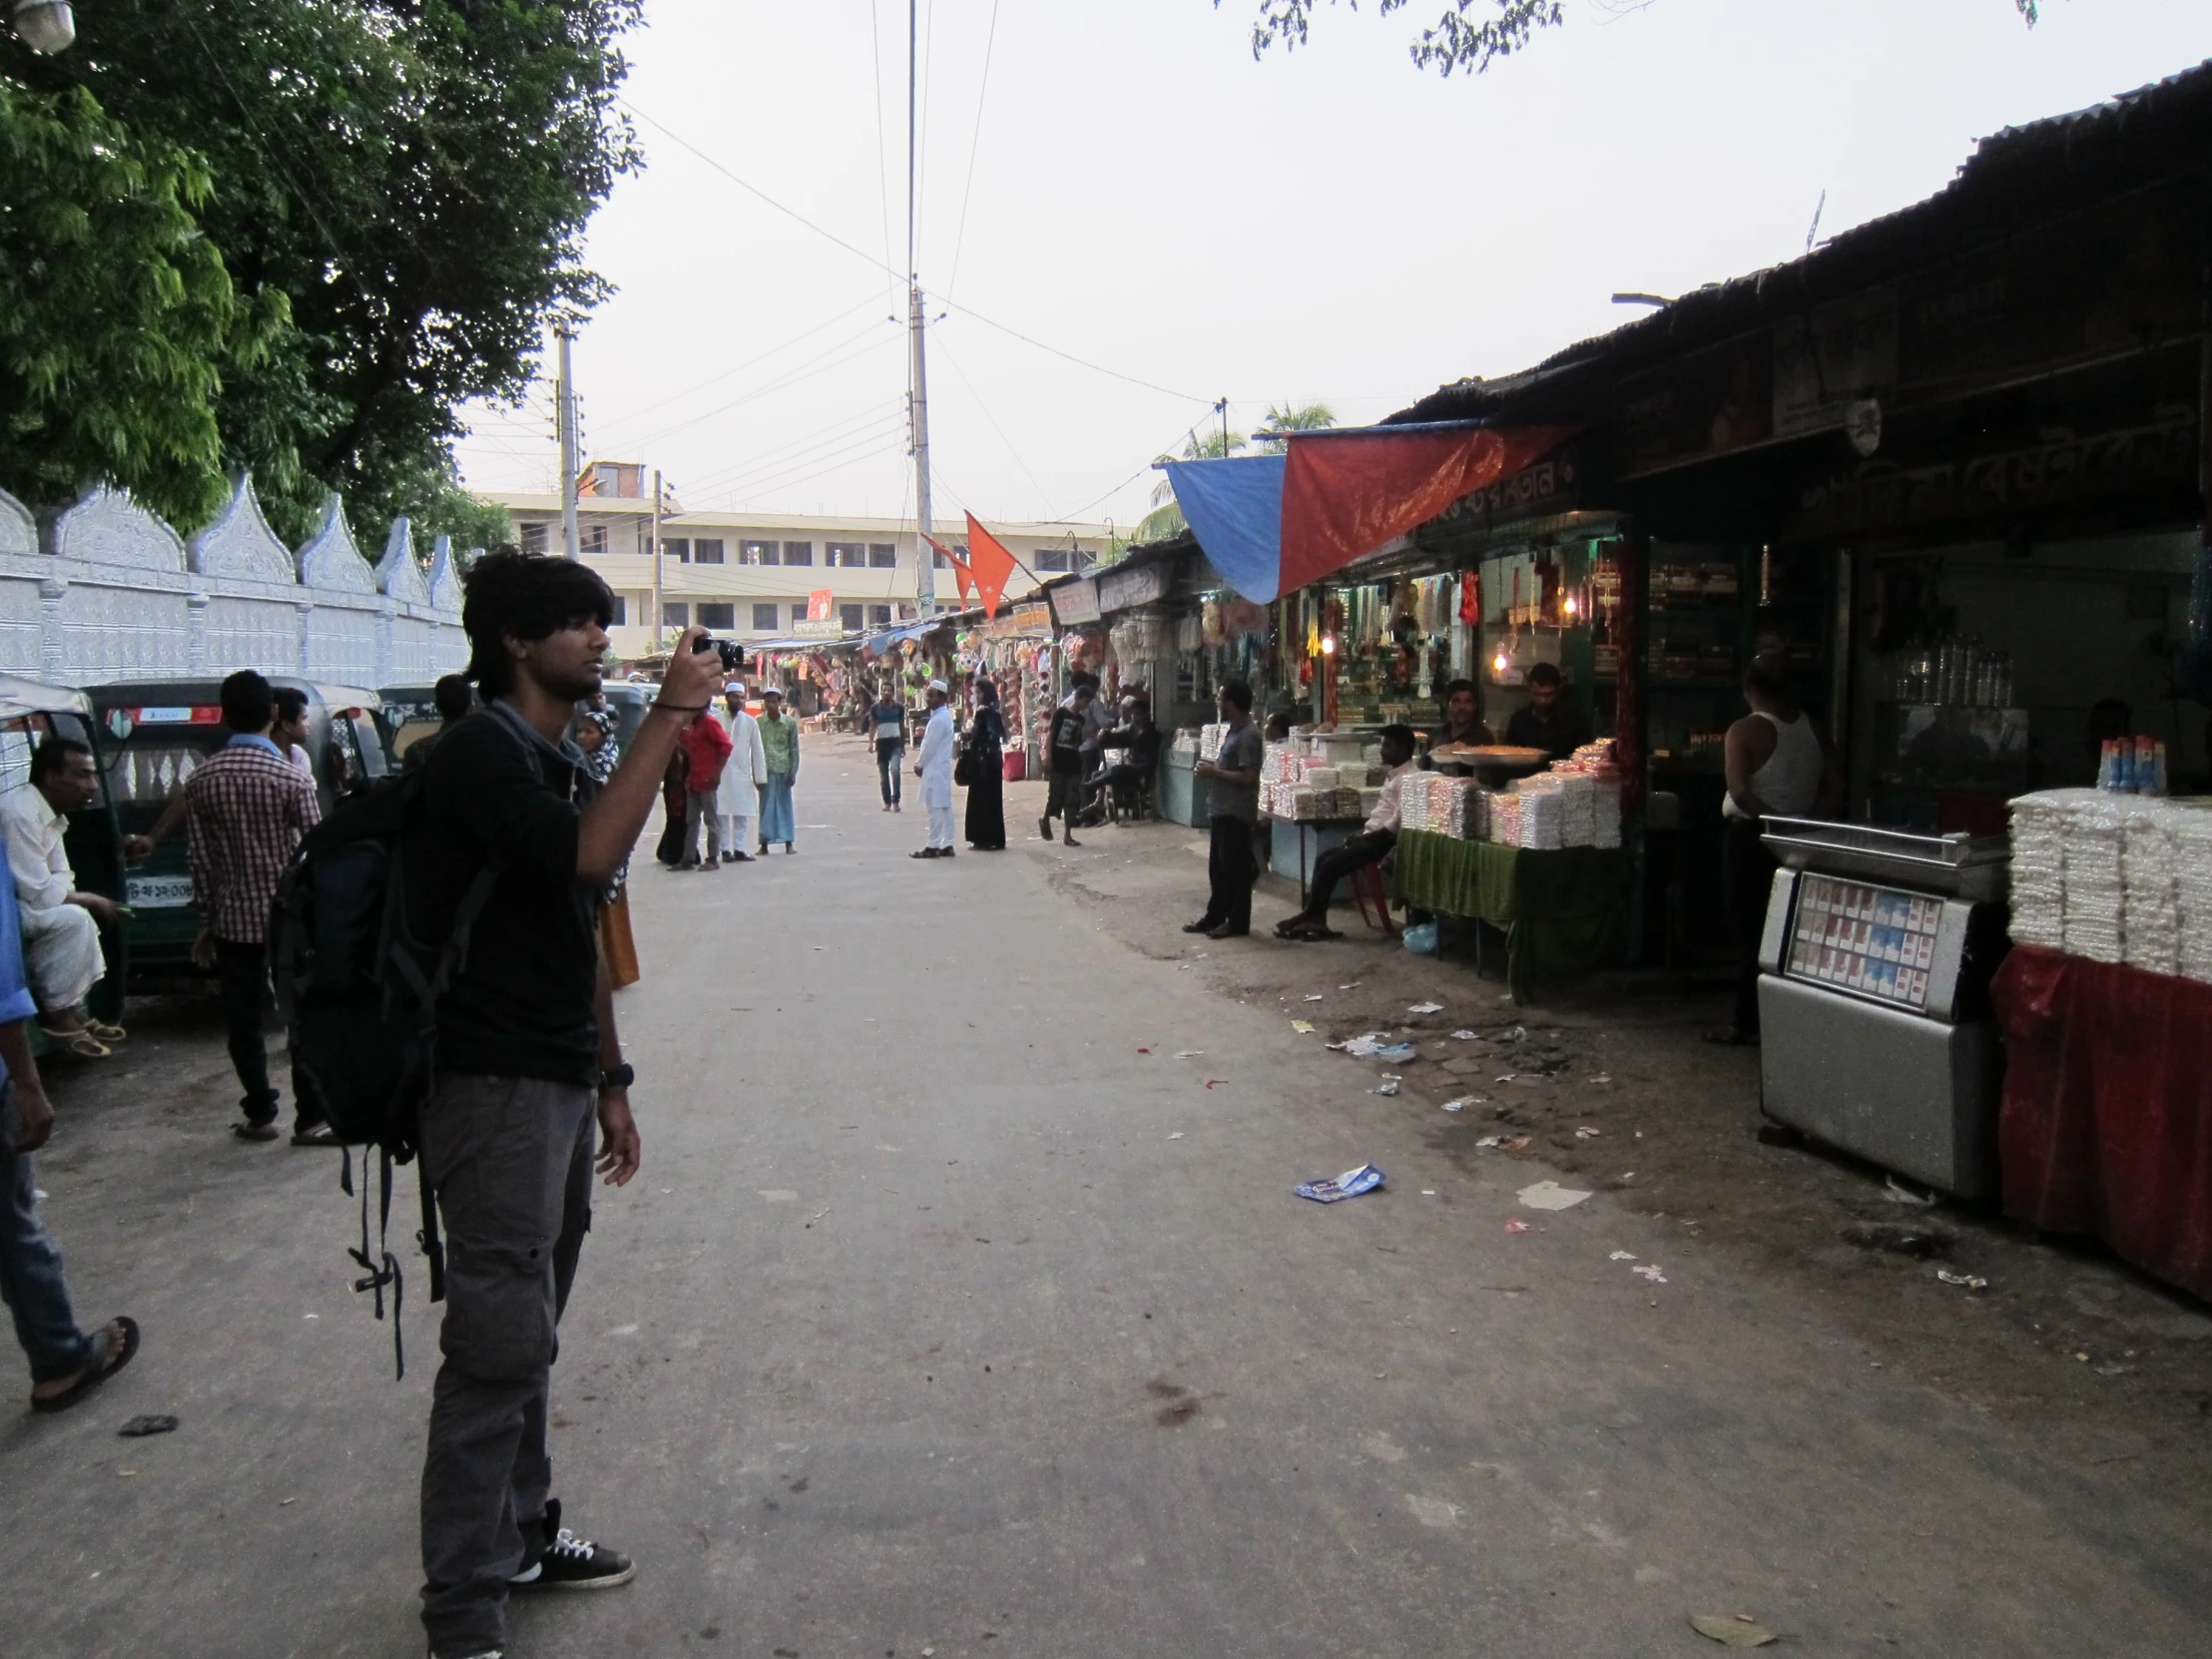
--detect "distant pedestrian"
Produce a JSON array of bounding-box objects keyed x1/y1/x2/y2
[
  {"x1": 1183, "y1": 681, "x2": 1264, "y2": 939},
  {"x1": 716, "y1": 684, "x2": 767, "y2": 860},
  {"x1": 403, "y1": 673, "x2": 476, "y2": 773},
  {"x1": 272, "y1": 686, "x2": 315, "y2": 782},
  {"x1": 963, "y1": 680, "x2": 1007, "y2": 850},
  {"x1": 0, "y1": 740, "x2": 124, "y2": 1058},
  {"x1": 1038, "y1": 681, "x2": 1095, "y2": 847},
  {"x1": 654, "y1": 744, "x2": 688, "y2": 867},
  {"x1": 757, "y1": 687, "x2": 800, "y2": 853},
  {"x1": 910, "y1": 680, "x2": 957, "y2": 859},
  {"x1": 0, "y1": 872, "x2": 139, "y2": 1414},
  {"x1": 676, "y1": 706, "x2": 734, "y2": 869},
  {"x1": 183, "y1": 670, "x2": 327, "y2": 1143},
  {"x1": 869, "y1": 684, "x2": 907, "y2": 813}
]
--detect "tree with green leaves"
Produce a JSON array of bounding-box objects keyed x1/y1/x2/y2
[
  {"x1": 1255, "y1": 399, "x2": 1337, "y2": 451},
  {"x1": 2, "y1": 1, "x2": 637, "y2": 554},
  {"x1": 1226, "y1": 0, "x2": 2039, "y2": 78}
]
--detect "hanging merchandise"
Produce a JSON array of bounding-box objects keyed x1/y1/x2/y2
[{"x1": 1459, "y1": 569, "x2": 1481, "y2": 626}]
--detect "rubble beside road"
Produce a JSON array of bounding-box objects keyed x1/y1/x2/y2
[{"x1": 1041, "y1": 810, "x2": 2212, "y2": 1488}]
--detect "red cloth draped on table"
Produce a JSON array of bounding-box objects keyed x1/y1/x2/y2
[{"x1": 1991, "y1": 943, "x2": 2212, "y2": 1300}]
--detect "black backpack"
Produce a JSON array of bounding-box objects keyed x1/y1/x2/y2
[{"x1": 270, "y1": 765, "x2": 496, "y2": 1377}]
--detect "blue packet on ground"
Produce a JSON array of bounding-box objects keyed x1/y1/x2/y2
[{"x1": 1295, "y1": 1163, "x2": 1386, "y2": 1203}]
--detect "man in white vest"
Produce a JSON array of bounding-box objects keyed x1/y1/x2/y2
[{"x1": 715, "y1": 684, "x2": 768, "y2": 862}]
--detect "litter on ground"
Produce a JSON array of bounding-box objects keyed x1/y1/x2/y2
[
  {"x1": 1504, "y1": 1218, "x2": 1532, "y2": 1235},
  {"x1": 1375, "y1": 1077, "x2": 1401, "y2": 1097},
  {"x1": 1884, "y1": 1174, "x2": 1938, "y2": 1206},
  {"x1": 1634, "y1": 1263, "x2": 1667, "y2": 1284},
  {"x1": 1440, "y1": 1099, "x2": 1472, "y2": 1113},
  {"x1": 1517, "y1": 1180, "x2": 1592, "y2": 1211},
  {"x1": 1936, "y1": 1270, "x2": 1989, "y2": 1289},
  {"x1": 1407, "y1": 1001, "x2": 1445, "y2": 1015},
  {"x1": 1290, "y1": 1019, "x2": 1317, "y2": 1034},
  {"x1": 1591, "y1": 1072, "x2": 1614, "y2": 1084},
  {"x1": 1609, "y1": 1250, "x2": 1637, "y2": 1261},
  {"x1": 1175, "y1": 1050, "x2": 1204, "y2": 1059},
  {"x1": 1575, "y1": 1126, "x2": 1602, "y2": 1139},
  {"x1": 1304, "y1": 994, "x2": 1325, "y2": 1001},
  {"x1": 1295, "y1": 1164, "x2": 1386, "y2": 1204},
  {"x1": 1451, "y1": 1029, "x2": 1480, "y2": 1040},
  {"x1": 1689, "y1": 1613, "x2": 1776, "y2": 1648},
  {"x1": 1475, "y1": 1134, "x2": 1500, "y2": 1148}
]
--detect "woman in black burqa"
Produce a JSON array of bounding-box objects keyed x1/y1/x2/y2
[{"x1": 963, "y1": 678, "x2": 1007, "y2": 850}]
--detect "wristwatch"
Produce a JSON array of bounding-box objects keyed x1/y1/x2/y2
[{"x1": 597, "y1": 1063, "x2": 635, "y2": 1092}]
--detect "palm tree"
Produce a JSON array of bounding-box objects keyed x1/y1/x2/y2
[
  {"x1": 1136, "y1": 421, "x2": 1251, "y2": 543},
  {"x1": 1253, "y1": 400, "x2": 1338, "y2": 451}
]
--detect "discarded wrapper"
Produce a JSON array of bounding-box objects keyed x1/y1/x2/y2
[
  {"x1": 1608, "y1": 1250, "x2": 1637, "y2": 1261},
  {"x1": 1451, "y1": 1029, "x2": 1480, "y2": 1040},
  {"x1": 1304, "y1": 994, "x2": 1325, "y2": 1002},
  {"x1": 1375, "y1": 1077, "x2": 1401, "y2": 1097},
  {"x1": 1407, "y1": 1001, "x2": 1445, "y2": 1015},
  {"x1": 1936, "y1": 1269, "x2": 1988, "y2": 1290},
  {"x1": 1340, "y1": 1031, "x2": 1415, "y2": 1060},
  {"x1": 1634, "y1": 1263, "x2": 1667, "y2": 1283},
  {"x1": 1290, "y1": 1019, "x2": 1317, "y2": 1034},
  {"x1": 1884, "y1": 1174, "x2": 1937, "y2": 1206},
  {"x1": 1175, "y1": 1050, "x2": 1205, "y2": 1058},
  {"x1": 1504, "y1": 1217, "x2": 1532, "y2": 1235},
  {"x1": 1295, "y1": 1163, "x2": 1386, "y2": 1204},
  {"x1": 1440, "y1": 1098, "x2": 1472, "y2": 1113},
  {"x1": 1574, "y1": 1126, "x2": 1601, "y2": 1139},
  {"x1": 1517, "y1": 1180, "x2": 1591, "y2": 1211},
  {"x1": 118, "y1": 1414, "x2": 179, "y2": 1437}
]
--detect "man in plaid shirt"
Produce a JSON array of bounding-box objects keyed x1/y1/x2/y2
[{"x1": 184, "y1": 671, "x2": 324, "y2": 1143}]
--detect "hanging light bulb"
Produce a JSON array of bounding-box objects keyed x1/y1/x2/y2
[
  {"x1": 12, "y1": 1, "x2": 75, "y2": 52},
  {"x1": 1320, "y1": 633, "x2": 1338, "y2": 656},
  {"x1": 1492, "y1": 647, "x2": 1510, "y2": 677},
  {"x1": 1561, "y1": 592, "x2": 1579, "y2": 620}
]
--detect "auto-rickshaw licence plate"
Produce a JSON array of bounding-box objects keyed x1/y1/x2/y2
[{"x1": 125, "y1": 874, "x2": 195, "y2": 909}]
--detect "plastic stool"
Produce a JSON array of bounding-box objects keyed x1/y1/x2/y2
[{"x1": 1351, "y1": 861, "x2": 1397, "y2": 936}]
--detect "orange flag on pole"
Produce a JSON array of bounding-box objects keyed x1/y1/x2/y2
[
  {"x1": 964, "y1": 513, "x2": 1020, "y2": 619},
  {"x1": 924, "y1": 534, "x2": 976, "y2": 606}
]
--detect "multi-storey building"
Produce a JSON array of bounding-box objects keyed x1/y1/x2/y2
[{"x1": 485, "y1": 461, "x2": 1117, "y2": 659}]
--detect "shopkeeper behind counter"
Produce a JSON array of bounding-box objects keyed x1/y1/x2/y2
[
  {"x1": 1422, "y1": 678, "x2": 1495, "y2": 766},
  {"x1": 1712, "y1": 654, "x2": 1844, "y2": 1048},
  {"x1": 1502, "y1": 663, "x2": 1592, "y2": 761}
]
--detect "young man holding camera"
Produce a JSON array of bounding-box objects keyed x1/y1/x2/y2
[{"x1": 408, "y1": 551, "x2": 722, "y2": 1659}]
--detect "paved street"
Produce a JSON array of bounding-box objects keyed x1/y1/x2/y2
[{"x1": 4, "y1": 739, "x2": 2209, "y2": 1659}]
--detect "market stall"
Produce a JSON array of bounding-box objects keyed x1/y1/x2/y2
[{"x1": 1986, "y1": 789, "x2": 2212, "y2": 1299}]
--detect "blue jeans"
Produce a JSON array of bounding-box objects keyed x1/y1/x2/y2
[
  {"x1": 876, "y1": 740, "x2": 903, "y2": 805},
  {"x1": 0, "y1": 1089, "x2": 94, "y2": 1383}
]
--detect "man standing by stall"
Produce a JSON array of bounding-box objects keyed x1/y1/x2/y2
[
  {"x1": 1184, "y1": 682, "x2": 1265, "y2": 940},
  {"x1": 1038, "y1": 682, "x2": 1095, "y2": 847},
  {"x1": 1711, "y1": 655, "x2": 1842, "y2": 1046},
  {"x1": 1502, "y1": 664, "x2": 1591, "y2": 761},
  {"x1": 1423, "y1": 678, "x2": 1494, "y2": 764}
]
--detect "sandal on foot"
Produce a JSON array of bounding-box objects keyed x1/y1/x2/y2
[
  {"x1": 86, "y1": 1019, "x2": 127, "y2": 1044},
  {"x1": 234, "y1": 1121, "x2": 281, "y2": 1142},
  {"x1": 38, "y1": 1025, "x2": 110, "y2": 1059},
  {"x1": 290, "y1": 1122, "x2": 340, "y2": 1147},
  {"x1": 30, "y1": 1316, "x2": 139, "y2": 1414}
]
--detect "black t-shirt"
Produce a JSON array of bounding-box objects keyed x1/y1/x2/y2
[
  {"x1": 1047, "y1": 706, "x2": 1088, "y2": 774},
  {"x1": 410, "y1": 705, "x2": 600, "y2": 1085},
  {"x1": 1504, "y1": 702, "x2": 1590, "y2": 761}
]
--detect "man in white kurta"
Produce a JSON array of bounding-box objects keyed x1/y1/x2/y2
[
  {"x1": 715, "y1": 684, "x2": 769, "y2": 862},
  {"x1": 910, "y1": 680, "x2": 957, "y2": 858},
  {"x1": 0, "y1": 741, "x2": 121, "y2": 1047}
]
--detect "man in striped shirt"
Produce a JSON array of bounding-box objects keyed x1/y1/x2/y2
[{"x1": 183, "y1": 671, "x2": 323, "y2": 1143}]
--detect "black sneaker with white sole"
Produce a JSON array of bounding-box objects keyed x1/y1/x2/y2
[{"x1": 509, "y1": 1498, "x2": 636, "y2": 1591}]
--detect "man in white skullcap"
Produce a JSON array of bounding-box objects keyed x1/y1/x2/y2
[
  {"x1": 909, "y1": 680, "x2": 957, "y2": 859},
  {"x1": 714, "y1": 684, "x2": 767, "y2": 861}
]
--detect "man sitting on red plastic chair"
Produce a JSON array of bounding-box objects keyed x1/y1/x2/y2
[{"x1": 1275, "y1": 724, "x2": 1417, "y2": 942}]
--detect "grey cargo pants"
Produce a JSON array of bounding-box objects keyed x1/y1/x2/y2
[{"x1": 418, "y1": 1074, "x2": 596, "y2": 1659}]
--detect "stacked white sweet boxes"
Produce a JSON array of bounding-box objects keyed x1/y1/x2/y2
[
  {"x1": 1591, "y1": 780, "x2": 1623, "y2": 848},
  {"x1": 2172, "y1": 803, "x2": 2212, "y2": 983},
  {"x1": 1487, "y1": 792, "x2": 1522, "y2": 845},
  {"x1": 1399, "y1": 771, "x2": 1437, "y2": 833},
  {"x1": 1199, "y1": 723, "x2": 1225, "y2": 763},
  {"x1": 2006, "y1": 792, "x2": 2073, "y2": 950},
  {"x1": 1517, "y1": 789, "x2": 1564, "y2": 849},
  {"x1": 2119, "y1": 799, "x2": 2181, "y2": 976}
]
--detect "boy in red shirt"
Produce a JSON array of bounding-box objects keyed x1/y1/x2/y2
[{"x1": 675, "y1": 709, "x2": 734, "y2": 868}]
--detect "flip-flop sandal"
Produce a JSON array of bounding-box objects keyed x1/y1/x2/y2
[
  {"x1": 30, "y1": 1316, "x2": 139, "y2": 1414},
  {"x1": 38, "y1": 1026, "x2": 111, "y2": 1059},
  {"x1": 87, "y1": 1020, "x2": 127, "y2": 1043},
  {"x1": 290, "y1": 1122, "x2": 340, "y2": 1146}
]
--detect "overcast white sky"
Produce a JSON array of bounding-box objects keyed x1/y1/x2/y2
[{"x1": 450, "y1": 0, "x2": 2212, "y2": 531}]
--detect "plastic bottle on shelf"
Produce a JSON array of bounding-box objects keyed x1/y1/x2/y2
[{"x1": 2096, "y1": 738, "x2": 2118, "y2": 792}]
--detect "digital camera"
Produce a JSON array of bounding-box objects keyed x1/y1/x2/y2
[{"x1": 693, "y1": 636, "x2": 747, "y2": 673}]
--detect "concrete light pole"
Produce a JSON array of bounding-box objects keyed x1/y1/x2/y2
[{"x1": 556, "y1": 323, "x2": 580, "y2": 561}]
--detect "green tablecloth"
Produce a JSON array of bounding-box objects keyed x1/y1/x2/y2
[{"x1": 1392, "y1": 832, "x2": 1629, "y2": 1000}]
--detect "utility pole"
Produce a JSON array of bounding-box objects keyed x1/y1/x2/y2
[
  {"x1": 1218, "y1": 396, "x2": 1230, "y2": 458},
  {"x1": 556, "y1": 323, "x2": 580, "y2": 560},
  {"x1": 651, "y1": 467, "x2": 665, "y2": 652},
  {"x1": 906, "y1": 0, "x2": 936, "y2": 617},
  {"x1": 910, "y1": 284, "x2": 936, "y2": 615}
]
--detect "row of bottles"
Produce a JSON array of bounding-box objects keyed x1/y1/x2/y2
[
  {"x1": 2098, "y1": 736, "x2": 2170, "y2": 796},
  {"x1": 1893, "y1": 639, "x2": 2014, "y2": 708}
]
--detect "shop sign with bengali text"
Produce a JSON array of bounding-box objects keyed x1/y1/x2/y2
[
  {"x1": 1096, "y1": 559, "x2": 1172, "y2": 613},
  {"x1": 791, "y1": 619, "x2": 844, "y2": 639},
  {"x1": 1049, "y1": 578, "x2": 1102, "y2": 626}
]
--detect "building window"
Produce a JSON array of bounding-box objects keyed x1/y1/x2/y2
[
  {"x1": 740, "y1": 539, "x2": 776, "y2": 565},
  {"x1": 898, "y1": 603, "x2": 918, "y2": 620},
  {"x1": 868, "y1": 604, "x2": 892, "y2": 627},
  {"x1": 1037, "y1": 548, "x2": 1070, "y2": 572},
  {"x1": 662, "y1": 601, "x2": 689, "y2": 627},
  {"x1": 1072, "y1": 547, "x2": 1098, "y2": 572},
  {"x1": 698, "y1": 601, "x2": 735, "y2": 629},
  {"x1": 520, "y1": 521, "x2": 549, "y2": 555},
  {"x1": 752, "y1": 603, "x2": 781, "y2": 631},
  {"x1": 826, "y1": 542, "x2": 864, "y2": 568},
  {"x1": 839, "y1": 603, "x2": 864, "y2": 632},
  {"x1": 782, "y1": 541, "x2": 814, "y2": 567},
  {"x1": 694, "y1": 538, "x2": 725, "y2": 565},
  {"x1": 661, "y1": 536, "x2": 690, "y2": 562},
  {"x1": 607, "y1": 594, "x2": 628, "y2": 625},
  {"x1": 580, "y1": 524, "x2": 608, "y2": 555},
  {"x1": 592, "y1": 462, "x2": 643, "y2": 498},
  {"x1": 931, "y1": 547, "x2": 950, "y2": 569},
  {"x1": 868, "y1": 544, "x2": 897, "y2": 568}
]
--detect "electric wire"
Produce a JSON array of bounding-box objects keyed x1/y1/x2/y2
[
  {"x1": 678, "y1": 401, "x2": 907, "y2": 488},
  {"x1": 622, "y1": 322, "x2": 900, "y2": 452},
  {"x1": 932, "y1": 329, "x2": 1050, "y2": 518},
  {"x1": 676, "y1": 409, "x2": 908, "y2": 499},
  {"x1": 943, "y1": 0, "x2": 1002, "y2": 306},
  {"x1": 868, "y1": 0, "x2": 898, "y2": 311},
  {"x1": 590, "y1": 291, "x2": 887, "y2": 434},
  {"x1": 617, "y1": 99, "x2": 1211, "y2": 404}
]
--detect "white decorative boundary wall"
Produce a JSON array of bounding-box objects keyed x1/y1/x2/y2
[{"x1": 0, "y1": 475, "x2": 467, "y2": 689}]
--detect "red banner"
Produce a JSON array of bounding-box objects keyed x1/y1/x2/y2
[
  {"x1": 1280, "y1": 425, "x2": 1575, "y2": 597},
  {"x1": 965, "y1": 513, "x2": 1020, "y2": 619}
]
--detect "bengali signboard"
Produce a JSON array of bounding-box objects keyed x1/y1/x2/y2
[
  {"x1": 1772, "y1": 286, "x2": 1898, "y2": 441},
  {"x1": 1096, "y1": 558, "x2": 1172, "y2": 613},
  {"x1": 1048, "y1": 577, "x2": 1102, "y2": 626}
]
